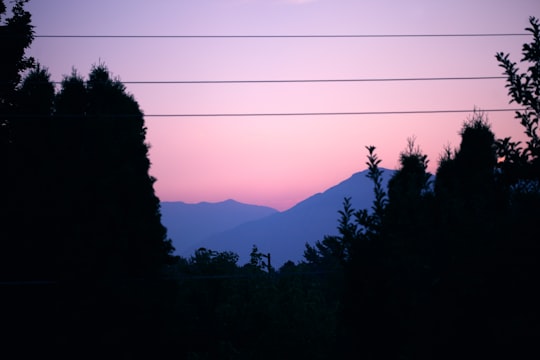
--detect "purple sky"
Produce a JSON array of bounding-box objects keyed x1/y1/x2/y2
[{"x1": 25, "y1": 0, "x2": 539, "y2": 210}]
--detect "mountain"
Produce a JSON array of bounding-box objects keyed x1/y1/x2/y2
[
  {"x1": 160, "y1": 199, "x2": 278, "y2": 256},
  {"x1": 189, "y1": 168, "x2": 395, "y2": 267}
]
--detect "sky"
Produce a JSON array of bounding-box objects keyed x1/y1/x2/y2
[{"x1": 23, "y1": 0, "x2": 539, "y2": 211}]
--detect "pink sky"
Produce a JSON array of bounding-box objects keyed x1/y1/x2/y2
[{"x1": 25, "y1": 0, "x2": 539, "y2": 210}]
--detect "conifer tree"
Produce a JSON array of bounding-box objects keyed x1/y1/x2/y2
[
  {"x1": 0, "y1": 0, "x2": 35, "y2": 279},
  {"x1": 0, "y1": 0, "x2": 34, "y2": 112},
  {"x1": 54, "y1": 64, "x2": 176, "y2": 279}
]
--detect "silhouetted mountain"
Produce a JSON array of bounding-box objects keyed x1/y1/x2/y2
[
  {"x1": 160, "y1": 199, "x2": 278, "y2": 256},
  {"x1": 189, "y1": 168, "x2": 395, "y2": 267}
]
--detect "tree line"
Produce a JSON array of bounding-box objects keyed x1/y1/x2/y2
[{"x1": 1, "y1": 1, "x2": 539, "y2": 358}]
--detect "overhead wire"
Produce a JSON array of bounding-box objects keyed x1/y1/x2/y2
[
  {"x1": 16, "y1": 75, "x2": 514, "y2": 118},
  {"x1": 29, "y1": 32, "x2": 521, "y2": 118},
  {"x1": 5, "y1": 76, "x2": 505, "y2": 85},
  {"x1": 9, "y1": 108, "x2": 524, "y2": 118},
  {"x1": 34, "y1": 33, "x2": 529, "y2": 39},
  {"x1": 34, "y1": 75, "x2": 509, "y2": 85},
  {"x1": 77, "y1": 76, "x2": 506, "y2": 85},
  {"x1": 140, "y1": 109, "x2": 524, "y2": 117}
]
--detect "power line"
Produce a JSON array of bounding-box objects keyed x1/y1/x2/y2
[
  {"x1": 113, "y1": 76, "x2": 507, "y2": 85},
  {"x1": 141, "y1": 108, "x2": 522, "y2": 117},
  {"x1": 34, "y1": 33, "x2": 528, "y2": 39},
  {"x1": 44, "y1": 76, "x2": 506, "y2": 86},
  {"x1": 7, "y1": 108, "x2": 523, "y2": 119}
]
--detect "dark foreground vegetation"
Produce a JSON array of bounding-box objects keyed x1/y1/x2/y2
[{"x1": 1, "y1": 2, "x2": 539, "y2": 358}]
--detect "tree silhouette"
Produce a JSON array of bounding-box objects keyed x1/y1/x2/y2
[
  {"x1": 1, "y1": 63, "x2": 178, "y2": 352},
  {"x1": 302, "y1": 146, "x2": 391, "y2": 358},
  {"x1": 0, "y1": 0, "x2": 36, "y2": 279},
  {"x1": 384, "y1": 137, "x2": 433, "y2": 261},
  {"x1": 322, "y1": 115, "x2": 536, "y2": 358},
  {"x1": 496, "y1": 16, "x2": 540, "y2": 185},
  {"x1": 492, "y1": 17, "x2": 540, "y2": 356},
  {"x1": 3, "y1": 64, "x2": 176, "y2": 281},
  {"x1": 0, "y1": 1, "x2": 174, "y2": 349},
  {"x1": 435, "y1": 111, "x2": 499, "y2": 230},
  {"x1": 303, "y1": 197, "x2": 356, "y2": 272},
  {"x1": 3, "y1": 66, "x2": 57, "y2": 280},
  {"x1": 0, "y1": 0, "x2": 34, "y2": 111},
  {"x1": 303, "y1": 146, "x2": 388, "y2": 271},
  {"x1": 52, "y1": 64, "x2": 176, "y2": 280}
]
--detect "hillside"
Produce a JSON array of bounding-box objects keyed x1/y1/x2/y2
[
  {"x1": 160, "y1": 199, "x2": 278, "y2": 256},
  {"x1": 187, "y1": 168, "x2": 395, "y2": 266}
]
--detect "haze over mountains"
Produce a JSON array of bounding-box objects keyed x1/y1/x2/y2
[
  {"x1": 161, "y1": 168, "x2": 395, "y2": 267},
  {"x1": 160, "y1": 199, "x2": 278, "y2": 254}
]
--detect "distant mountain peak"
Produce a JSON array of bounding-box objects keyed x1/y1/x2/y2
[
  {"x1": 173, "y1": 168, "x2": 395, "y2": 267},
  {"x1": 160, "y1": 199, "x2": 279, "y2": 257}
]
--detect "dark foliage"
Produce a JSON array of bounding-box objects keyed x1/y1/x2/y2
[
  {"x1": 303, "y1": 18, "x2": 540, "y2": 359},
  {"x1": 160, "y1": 248, "x2": 338, "y2": 359},
  {"x1": 2, "y1": 64, "x2": 175, "y2": 281},
  {"x1": 0, "y1": 0, "x2": 34, "y2": 111},
  {"x1": 1, "y1": 2, "x2": 176, "y2": 352},
  {"x1": 0, "y1": 0, "x2": 35, "y2": 277},
  {"x1": 2, "y1": 66, "x2": 178, "y2": 355}
]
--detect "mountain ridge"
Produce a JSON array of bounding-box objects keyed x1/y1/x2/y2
[
  {"x1": 163, "y1": 168, "x2": 394, "y2": 267},
  {"x1": 160, "y1": 199, "x2": 279, "y2": 256}
]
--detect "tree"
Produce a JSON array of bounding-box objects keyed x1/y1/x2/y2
[
  {"x1": 2, "y1": 66, "x2": 57, "y2": 280},
  {"x1": 355, "y1": 145, "x2": 388, "y2": 237},
  {"x1": 3, "y1": 64, "x2": 176, "y2": 281},
  {"x1": 493, "y1": 18, "x2": 540, "y2": 356},
  {"x1": 52, "y1": 64, "x2": 176, "y2": 279},
  {"x1": 0, "y1": 0, "x2": 34, "y2": 111},
  {"x1": 303, "y1": 197, "x2": 356, "y2": 270},
  {"x1": 246, "y1": 244, "x2": 273, "y2": 273},
  {"x1": 384, "y1": 137, "x2": 433, "y2": 271},
  {"x1": 435, "y1": 111, "x2": 499, "y2": 232},
  {"x1": 433, "y1": 112, "x2": 500, "y2": 274},
  {"x1": 496, "y1": 16, "x2": 540, "y2": 186},
  {"x1": 385, "y1": 137, "x2": 432, "y2": 240},
  {"x1": 0, "y1": 2, "x2": 175, "y2": 347},
  {"x1": 303, "y1": 146, "x2": 388, "y2": 272},
  {"x1": 187, "y1": 247, "x2": 239, "y2": 275},
  {"x1": 0, "y1": 0, "x2": 35, "y2": 279},
  {"x1": 309, "y1": 18, "x2": 540, "y2": 358},
  {"x1": 303, "y1": 146, "x2": 390, "y2": 358}
]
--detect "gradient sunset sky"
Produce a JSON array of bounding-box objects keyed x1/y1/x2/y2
[{"x1": 25, "y1": 0, "x2": 539, "y2": 210}]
